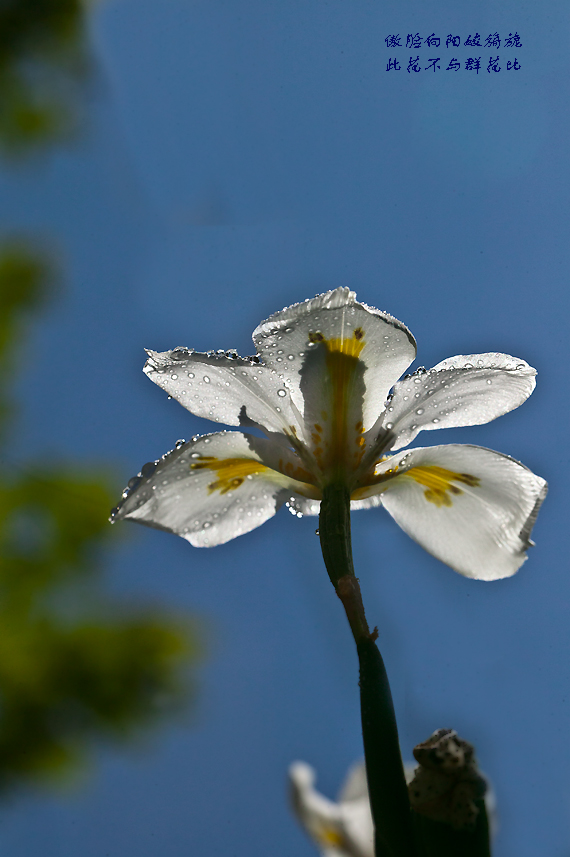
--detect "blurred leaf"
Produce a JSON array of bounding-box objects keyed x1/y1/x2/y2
[
  {"x1": 0, "y1": 241, "x2": 201, "y2": 791},
  {"x1": 0, "y1": 0, "x2": 88, "y2": 155},
  {"x1": 0, "y1": 240, "x2": 56, "y2": 434},
  {"x1": 0, "y1": 462, "x2": 199, "y2": 790}
]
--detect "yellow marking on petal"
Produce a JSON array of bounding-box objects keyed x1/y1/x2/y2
[
  {"x1": 352, "y1": 460, "x2": 480, "y2": 505},
  {"x1": 317, "y1": 827, "x2": 344, "y2": 847},
  {"x1": 406, "y1": 465, "x2": 480, "y2": 508},
  {"x1": 279, "y1": 458, "x2": 315, "y2": 484},
  {"x1": 190, "y1": 456, "x2": 269, "y2": 495}
]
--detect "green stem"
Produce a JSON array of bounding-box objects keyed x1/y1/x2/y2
[{"x1": 319, "y1": 482, "x2": 416, "y2": 857}]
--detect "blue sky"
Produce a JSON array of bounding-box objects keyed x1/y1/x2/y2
[{"x1": 0, "y1": 0, "x2": 568, "y2": 855}]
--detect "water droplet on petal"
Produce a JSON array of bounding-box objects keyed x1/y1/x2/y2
[
  {"x1": 141, "y1": 461, "x2": 157, "y2": 478},
  {"x1": 203, "y1": 376, "x2": 210, "y2": 383},
  {"x1": 277, "y1": 389, "x2": 287, "y2": 397},
  {"x1": 416, "y1": 408, "x2": 424, "y2": 415}
]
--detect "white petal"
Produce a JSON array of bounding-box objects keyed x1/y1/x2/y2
[
  {"x1": 253, "y1": 288, "x2": 416, "y2": 433},
  {"x1": 289, "y1": 763, "x2": 349, "y2": 857},
  {"x1": 111, "y1": 431, "x2": 306, "y2": 547},
  {"x1": 338, "y1": 761, "x2": 368, "y2": 803},
  {"x1": 339, "y1": 800, "x2": 374, "y2": 857},
  {"x1": 381, "y1": 353, "x2": 536, "y2": 451},
  {"x1": 376, "y1": 444, "x2": 547, "y2": 580},
  {"x1": 144, "y1": 347, "x2": 302, "y2": 437},
  {"x1": 285, "y1": 494, "x2": 384, "y2": 517},
  {"x1": 289, "y1": 762, "x2": 373, "y2": 857}
]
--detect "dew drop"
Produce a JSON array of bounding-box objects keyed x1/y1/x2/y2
[
  {"x1": 486, "y1": 379, "x2": 492, "y2": 385},
  {"x1": 141, "y1": 461, "x2": 157, "y2": 478},
  {"x1": 277, "y1": 389, "x2": 287, "y2": 397},
  {"x1": 203, "y1": 376, "x2": 210, "y2": 383},
  {"x1": 416, "y1": 408, "x2": 424, "y2": 415},
  {"x1": 432, "y1": 418, "x2": 440, "y2": 424},
  {"x1": 171, "y1": 374, "x2": 178, "y2": 380}
]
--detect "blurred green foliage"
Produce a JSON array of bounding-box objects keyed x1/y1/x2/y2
[
  {"x1": 0, "y1": 239, "x2": 198, "y2": 790},
  {"x1": 0, "y1": 242, "x2": 54, "y2": 428},
  {"x1": 0, "y1": 0, "x2": 88, "y2": 154}
]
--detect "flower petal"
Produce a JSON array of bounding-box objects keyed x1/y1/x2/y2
[
  {"x1": 375, "y1": 444, "x2": 547, "y2": 580},
  {"x1": 285, "y1": 494, "x2": 384, "y2": 517},
  {"x1": 381, "y1": 353, "x2": 536, "y2": 451},
  {"x1": 253, "y1": 287, "x2": 417, "y2": 433},
  {"x1": 111, "y1": 431, "x2": 307, "y2": 547},
  {"x1": 144, "y1": 347, "x2": 303, "y2": 438},
  {"x1": 289, "y1": 762, "x2": 349, "y2": 856},
  {"x1": 289, "y1": 762, "x2": 374, "y2": 857},
  {"x1": 338, "y1": 761, "x2": 368, "y2": 803}
]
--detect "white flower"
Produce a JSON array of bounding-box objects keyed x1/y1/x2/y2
[
  {"x1": 112, "y1": 287, "x2": 546, "y2": 580},
  {"x1": 289, "y1": 760, "x2": 374, "y2": 857}
]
